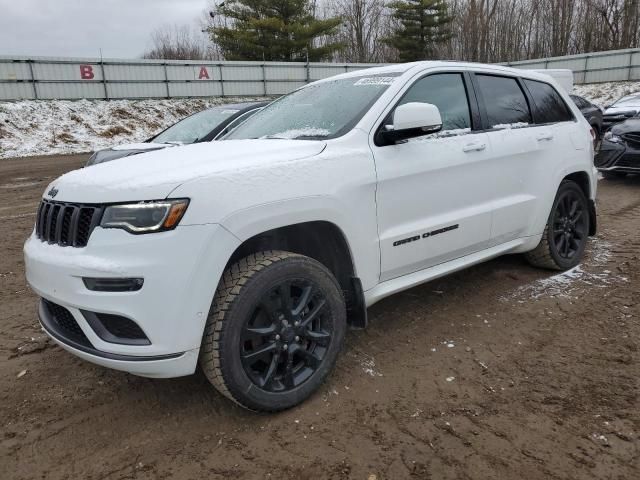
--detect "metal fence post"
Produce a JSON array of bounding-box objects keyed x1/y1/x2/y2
[
  {"x1": 262, "y1": 63, "x2": 267, "y2": 96},
  {"x1": 27, "y1": 59, "x2": 38, "y2": 100},
  {"x1": 583, "y1": 55, "x2": 589, "y2": 84},
  {"x1": 306, "y1": 62, "x2": 310, "y2": 83},
  {"x1": 218, "y1": 64, "x2": 225, "y2": 97},
  {"x1": 163, "y1": 63, "x2": 170, "y2": 98},
  {"x1": 628, "y1": 51, "x2": 633, "y2": 81},
  {"x1": 99, "y1": 60, "x2": 108, "y2": 100}
]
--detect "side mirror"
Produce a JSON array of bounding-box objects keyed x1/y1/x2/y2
[{"x1": 379, "y1": 102, "x2": 443, "y2": 144}]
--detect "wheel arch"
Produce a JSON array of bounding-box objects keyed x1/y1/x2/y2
[
  {"x1": 224, "y1": 220, "x2": 367, "y2": 328},
  {"x1": 562, "y1": 170, "x2": 597, "y2": 236}
]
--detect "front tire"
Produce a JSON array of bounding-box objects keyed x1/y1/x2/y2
[
  {"x1": 525, "y1": 181, "x2": 590, "y2": 270},
  {"x1": 200, "y1": 251, "x2": 346, "y2": 411}
]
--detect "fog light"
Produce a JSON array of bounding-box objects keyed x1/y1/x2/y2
[{"x1": 83, "y1": 277, "x2": 144, "y2": 292}]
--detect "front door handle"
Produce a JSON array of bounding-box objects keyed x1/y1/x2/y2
[
  {"x1": 536, "y1": 133, "x2": 554, "y2": 141},
  {"x1": 463, "y1": 142, "x2": 487, "y2": 153}
]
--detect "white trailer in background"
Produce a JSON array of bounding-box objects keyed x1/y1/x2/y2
[{"x1": 529, "y1": 69, "x2": 574, "y2": 93}]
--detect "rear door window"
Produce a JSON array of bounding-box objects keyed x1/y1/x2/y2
[
  {"x1": 524, "y1": 80, "x2": 574, "y2": 124},
  {"x1": 476, "y1": 74, "x2": 532, "y2": 128}
]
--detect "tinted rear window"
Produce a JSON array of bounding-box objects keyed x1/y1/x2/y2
[
  {"x1": 476, "y1": 75, "x2": 531, "y2": 127},
  {"x1": 525, "y1": 80, "x2": 574, "y2": 124}
]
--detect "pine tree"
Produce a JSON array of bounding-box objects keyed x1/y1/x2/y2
[
  {"x1": 210, "y1": 0, "x2": 344, "y2": 62},
  {"x1": 385, "y1": 0, "x2": 452, "y2": 62}
]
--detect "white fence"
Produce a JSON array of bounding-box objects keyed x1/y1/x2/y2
[
  {"x1": 505, "y1": 47, "x2": 640, "y2": 84},
  {"x1": 1, "y1": 48, "x2": 638, "y2": 101},
  {"x1": 0, "y1": 56, "x2": 378, "y2": 101}
]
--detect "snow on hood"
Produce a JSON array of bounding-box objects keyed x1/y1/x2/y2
[
  {"x1": 111, "y1": 142, "x2": 174, "y2": 151},
  {"x1": 44, "y1": 139, "x2": 326, "y2": 203}
]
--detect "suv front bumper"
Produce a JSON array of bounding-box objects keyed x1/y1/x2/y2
[{"x1": 24, "y1": 223, "x2": 240, "y2": 378}]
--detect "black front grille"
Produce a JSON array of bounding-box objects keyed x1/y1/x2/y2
[
  {"x1": 42, "y1": 299, "x2": 92, "y2": 348},
  {"x1": 35, "y1": 200, "x2": 102, "y2": 247}
]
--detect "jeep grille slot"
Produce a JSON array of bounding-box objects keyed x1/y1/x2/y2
[{"x1": 35, "y1": 199, "x2": 102, "y2": 247}]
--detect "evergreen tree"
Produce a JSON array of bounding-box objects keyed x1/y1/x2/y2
[
  {"x1": 385, "y1": 0, "x2": 452, "y2": 62},
  {"x1": 210, "y1": 0, "x2": 343, "y2": 61}
]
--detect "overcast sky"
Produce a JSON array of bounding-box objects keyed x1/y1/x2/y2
[{"x1": 0, "y1": 0, "x2": 208, "y2": 58}]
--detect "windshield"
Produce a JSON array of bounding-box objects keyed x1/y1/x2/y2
[
  {"x1": 612, "y1": 94, "x2": 640, "y2": 107},
  {"x1": 153, "y1": 107, "x2": 240, "y2": 144},
  {"x1": 226, "y1": 74, "x2": 400, "y2": 140}
]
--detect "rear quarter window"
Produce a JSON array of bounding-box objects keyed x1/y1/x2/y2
[{"x1": 524, "y1": 79, "x2": 574, "y2": 124}]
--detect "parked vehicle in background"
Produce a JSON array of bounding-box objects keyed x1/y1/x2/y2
[
  {"x1": 602, "y1": 93, "x2": 640, "y2": 130},
  {"x1": 85, "y1": 102, "x2": 268, "y2": 166},
  {"x1": 570, "y1": 94, "x2": 603, "y2": 137},
  {"x1": 595, "y1": 118, "x2": 640, "y2": 178},
  {"x1": 25, "y1": 62, "x2": 597, "y2": 412}
]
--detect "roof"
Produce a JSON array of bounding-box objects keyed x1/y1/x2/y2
[{"x1": 315, "y1": 61, "x2": 556, "y2": 84}]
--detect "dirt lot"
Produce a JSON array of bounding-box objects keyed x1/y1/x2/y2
[{"x1": 1, "y1": 154, "x2": 638, "y2": 480}]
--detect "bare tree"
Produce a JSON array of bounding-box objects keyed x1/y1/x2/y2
[
  {"x1": 142, "y1": 24, "x2": 209, "y2": 60},
  {"x1": 330, "y1": 0, "x2": 387, "y2": 62}
]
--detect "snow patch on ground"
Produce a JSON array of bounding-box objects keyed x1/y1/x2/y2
[
  {"x1": 502, "y1": 236, "x2": 626, "y2": 301},
  {"x1": 573, "y1": 81, "x2": 640, "y2": 108},
  {"x1": 0, "y1": 97, "x2": 262, "y2": 159},
  {"x1": 350, "y1": 351, "x2": 383, "y2": 377}
]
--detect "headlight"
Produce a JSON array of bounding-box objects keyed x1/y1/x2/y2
[
  {"x1": 101, "y1": 199, "x2": 189, "y2": 233},
  {"x1": 603, "y1": 131, "x2": 622, "y2": 143}
]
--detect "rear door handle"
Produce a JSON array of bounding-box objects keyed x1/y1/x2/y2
[
  {"x1": 536, "y1": 133, "x2": 554, "y2": 141},
  {"x1": 463, "y1": 142, "x2": 487, "y2": 153}
]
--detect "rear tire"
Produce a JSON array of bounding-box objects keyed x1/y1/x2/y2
[
  {"x1": 525, "y1": 181, "x2": 590, "y2": 271},
  {"x1": 200, "y1": 250, "x2": 346, "y2": 411}
]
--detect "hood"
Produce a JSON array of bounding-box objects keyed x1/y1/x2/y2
[
  {"x1": 611, "y1": 118, "x2": 640, "y2": 135},
  {"x1": 44, "y1": 139, "x2": 326, "y2": 204},
  {"x1": 86, "y1": 142, "x2": 172, "y2": 166}
]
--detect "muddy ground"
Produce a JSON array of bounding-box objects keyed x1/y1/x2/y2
[{"x1": 0, "y1": 154, "x2": 638, "y2": 480}]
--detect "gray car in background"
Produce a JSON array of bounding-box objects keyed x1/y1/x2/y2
[{"x1": 86, "y1": 101, "x2": 267, "y2": 166}]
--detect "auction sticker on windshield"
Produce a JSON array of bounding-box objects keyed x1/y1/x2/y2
[{"x1": 354, "y1": 77, "x2": 396, "y2": 86}]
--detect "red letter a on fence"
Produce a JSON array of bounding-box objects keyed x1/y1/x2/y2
[{"x1": 198, "y1": 67, "x2": 210, "y2": 80}]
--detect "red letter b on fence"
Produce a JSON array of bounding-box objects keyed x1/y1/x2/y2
[{"x1": 80, "y1": 65, "x2": 95, "y2": 80}]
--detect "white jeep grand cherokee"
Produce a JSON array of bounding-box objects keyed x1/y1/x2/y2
[{"x1": 24, "y1": 62, "x2": 597, "y2": 411}]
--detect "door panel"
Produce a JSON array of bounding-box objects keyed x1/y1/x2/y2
[
  {"x1": 472, "y1": 74, "x2": 540, "y2": 243},
  {"x1": 374, "y1": 132, "x2": 494, "y2": 281},
  {"x1": 373, "y1": 72, "x2": 494, "y2": 282}
]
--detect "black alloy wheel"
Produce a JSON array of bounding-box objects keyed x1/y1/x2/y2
[
  {"x1": 240, "y1": 280, "x2": 332, "y2": 392},
  {"x1": 551, "y1": 189, "x2": 588, "y2": 261},
  {"x1": 200, "y1": 251, "x2": 346, "y2": 411},
  {"x1": 525, "y1": 180, "x2": 591, "y2": 270}
]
